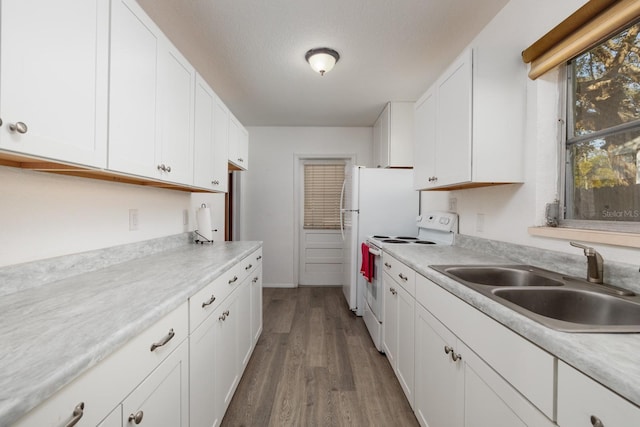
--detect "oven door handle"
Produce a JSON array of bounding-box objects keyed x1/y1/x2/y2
[{"x1": 368, "y1": 247, "x2": 382, "y2": 256}]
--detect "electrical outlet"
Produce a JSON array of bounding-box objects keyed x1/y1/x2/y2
[
  {"x1": 449, "y1": 197, "x2": 457, "y2": 212},
  {"x1": 129, "y1": 209, "x2": 139, "y2": 231}
]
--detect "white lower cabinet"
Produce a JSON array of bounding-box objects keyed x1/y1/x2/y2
[
  {"x1": 251, "y1": 267, "x2": 263, "y2": 345},
  {"x1": 558, "y1": 361, "x2": 640, "y2": 427},
  {"x1": 122, "y1": 340, "x2": 189, "y2": 427},
  {"x1": 382, "y1": 272, "x2": 398, "y2": 368}
]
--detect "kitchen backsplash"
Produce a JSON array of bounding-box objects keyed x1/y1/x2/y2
[{"x1": 0, "y1": 233, "x2": 192, "y2": 297}]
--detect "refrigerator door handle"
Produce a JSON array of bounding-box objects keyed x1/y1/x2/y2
[{"x1": 340, "y1": 179, "x2": 347, "y2": 240}]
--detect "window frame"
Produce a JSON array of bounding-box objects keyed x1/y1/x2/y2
[{"x1": 559, "y1": 21, "x2": 640, "y2": 234}]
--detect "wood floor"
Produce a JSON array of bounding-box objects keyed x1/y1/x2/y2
[{"x1": 221, "y1": 286, "x2": 419, "y2": 427}]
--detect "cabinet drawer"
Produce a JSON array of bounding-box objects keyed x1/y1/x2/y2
[
  {"x1": 190, "y1": 275, "x2": 227, "y2": 332},
  {"x1": 382, "y1": 253, "x2": 415, "y2": 296},
  {"x1": 416, "y1": 274, "x2": 555, "y2": 419},
  {"x1": 14, "y1": 302, "x2": 188, "y2": 427},
  {"x1": 558, "y1": 361, "x2": 640, "y2": 427}
]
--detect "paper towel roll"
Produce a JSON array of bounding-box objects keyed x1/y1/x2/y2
[{"x1": 196, "y1": 206, "x2": 213, "y2": 241}]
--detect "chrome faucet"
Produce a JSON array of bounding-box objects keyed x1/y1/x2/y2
[{"x1": 570, "y1": 242, "x2": 604, "y2": 284}]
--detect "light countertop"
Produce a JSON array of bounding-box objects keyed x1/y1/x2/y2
[
  {"x1": 383, "y1": 244, "x2": 640, "y2": 408},
  {"x1": 0, "y1": 241, "x2": 261, "y2": 426}
]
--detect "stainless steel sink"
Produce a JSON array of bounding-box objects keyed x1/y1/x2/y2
[{"x1": 430, "y1": 264, "x2": 640, "y2": 333}]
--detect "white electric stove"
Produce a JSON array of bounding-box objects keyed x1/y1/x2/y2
[{"x1": 362, "y1": 211, "x2": 458, "y2": 351}]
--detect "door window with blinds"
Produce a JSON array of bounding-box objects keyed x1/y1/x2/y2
[
  {"x1": 565, "y1": 20, "x2": 640, "y2": 228},
  {"x1": 303, "y1": 162, "x2": 345, "y2": 229}
]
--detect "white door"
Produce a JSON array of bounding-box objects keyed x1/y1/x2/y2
[{"x1": 299, "y1": 160, "x2": 346, "y2": 286}]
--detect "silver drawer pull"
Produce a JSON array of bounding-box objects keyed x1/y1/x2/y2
[
  {"x1": 451, "y1": 351, "x2": 462, "y2": 362},
  {"x1": 9, "y1": 121, "x2": 27, "y2": 134},
  {"x1": 202, "y1": 294, "x2": 216, "y2": 308},
  {"x1": 219, "y1": 310, "x2": 230, "y2": 321},
  {"x1": 252, "y1": 276, "x2": 259, "y2": 283},
  {"x1": 256, "y1": 255, "x2": 262, "y2": 260},
  {"x1": 444, "y1": 345, "x2": 453, "y2": 355},
  {"x1": 129, "y1": 410, "x2": 144, "y2": 424},
  {"x1": 390, "y1": 287, "x2": 397, "y2": 296},
  {"x1": 212, "y1": 180, "x2": 220, "y2": 185},
  {"x1": 65, "y1": 402, "x2": 85, "y2": 427},
  {"x1": 590, "y1": 415, "x2": 604, "y2": 427},
  {"x1": 384, "y1": 262, "x2": 391, "y2": 268},
  {"x1": 150, "y1": 328, "x2": 175, "y2": 352},
  {"x1": 228, "y1": 276, "x2": 238, "y2": 284},
  {"x1": 166, "y1": 165, "x2": 171, "y2": 173},
  {"x1": 245, "y1": 263, "x2": 253, "y2": 270},
  {"x1": 398, "y1": 273, "x2": 408, "y2": 281}
]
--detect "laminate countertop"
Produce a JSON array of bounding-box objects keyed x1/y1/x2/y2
[
  {"x1": 383, "y1": 243, "x2": 640, "y2": 408},
  {"x1": 0, "y1": 241, "x2": 261, "y2": 426}
]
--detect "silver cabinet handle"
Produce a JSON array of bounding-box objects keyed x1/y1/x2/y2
[
  {"x1": 384, "y1": 262, "x2": 392, "y2": 268},
  {"x1": 157, "y1": 164, "x2": 166, "y2": 171},
  {"x1": 212, "y1": 180, "x2": 220, "y2": 185},
  {"x1": 252, "y1": 276, "x2": 259, "y2": 283},
  {"x1": 9, "y1": 121, "x2": 27, "y2": 134},
  {"x1": 428, "y1": 176, "x2": 438, "y2": 182},
  {"x1": 590, "y1": 415, "x2": 604, "y2": 427},
  {"x1": 399, "y1": 273, "x2": 408, "y2": 281},
  {"x1": 202, "y1": 294, "x2": 216, "y2": 308},
  {"x1": 219, "y1": 309, "x2": 230, "y2": 321},
  {"x1": 0, "y1": 118, "x2": 3, "y2": 126},
  {"x1": 390, "y1": 287, "x2": 397, "y2": 296},
  {"x1": 256, "y1": 255, "x2": 262, "y2": 261},
  {"x1": 166, "y1": 165, "x2": 171, "y2": 172},
  {"x1": 238, "y1": 158, "x2": 244, "y2": 163},
  {"x1": 228, "y1": 276, "x2": 238, "y2": 284},
  {"x1": 444, "y1": 345, "x2": 453, "y2": 355},
  {"x1": 245, "y1": 263, "x2": 253, "y2": 270},
  {"x1": 451, "y1": 352, "x2": 462, "y2": 362},
  {"x1": 128, "y1": 410, "x2": 144, "y2": 424},
  {"x1": 65, "y1": 402, "x2": 85, "y2": 427},
  {"x1": 150, "y1": 328, "x2": 175, "y2": 352}
]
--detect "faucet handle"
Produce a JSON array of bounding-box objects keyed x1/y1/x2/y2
[{"x1": 570, "y1": 241, "x2": 595, "y2": 255}]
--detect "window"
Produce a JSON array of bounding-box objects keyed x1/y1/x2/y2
[
  {"x1": 303, "y1": 163, "x2": 345, "y2": 229},
  {"x1": 563, "y1": 20, "x2": 640, "y2": 230}
]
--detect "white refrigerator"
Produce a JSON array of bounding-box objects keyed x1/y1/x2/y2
[{"x1": 340, "y1": 166, "x2": 419, "y2": 315}]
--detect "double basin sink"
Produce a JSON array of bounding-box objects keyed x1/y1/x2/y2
[{"x1": 430, "y1": 265, "x2": 640, "y2": 332}]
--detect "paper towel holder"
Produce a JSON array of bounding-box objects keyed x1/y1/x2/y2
[{"x1": 195, "y1": 203, "x2": 216, "y2": 244}]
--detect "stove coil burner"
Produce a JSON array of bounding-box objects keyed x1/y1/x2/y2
[
  {"x1": 382, "y1": 239, "x2": 410, "y2": 244},
  {"x1": 373, "y1": 235, "x2": 390, "y2": 239},
  {"x1": 415, "y1": 240, "x2": 436, "y2": 244},
  {"x1": 396, "y1": 236, "x2": 418, "y2": 240}
]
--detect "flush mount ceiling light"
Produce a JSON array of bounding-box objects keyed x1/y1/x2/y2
[{"x1": 305, "y1": 48, "x2": 340, "y2": 76}]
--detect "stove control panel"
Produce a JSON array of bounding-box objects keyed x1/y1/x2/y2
[{"x1": 416, "y1": 211, "x2": 458, "y2": 233}]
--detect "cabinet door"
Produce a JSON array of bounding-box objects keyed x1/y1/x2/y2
[
  {"x1": 558, "y1": 361, "x2": 640, "y2": 427},
  {"x1": 435, "y1": 48, "x2": 472, "y2": 187},
  {"x1": 377, "y1": 103, "x2": 391, "y2": 168},
  {"x1": 108, "y1": 0, "x2": 160, "y2": 177},
  {"x1": 215, "y1": 292, "x2": 240, "y2": 416},
  {"x1": 122, "y1": 340, "x2": 189, "y2": 427},
  {"x1": 212, "y1": 96, "x2": 230, "y2": 191},
  {"x1": 382, "y1": 272, "x2": 398, "y2": 368},
  {"x1": 388, "y1": 102, "x2": 414, "y2": 167},
  {"x1": 0, "y1": 0, "x2": 108, "y2": 167},
  {"x1": 190, "y1": 310, "x2": 221, "y2": 427},
  {"x1": 414, "y1": 303, "x2": 463, "y2": 427},
  {"x1": 157, "y1": 41, "x2": 195, "y2": 184},
  {"x1": 413, "y1": 88, "x2": 437, "y2": 190},
  {"x1": 237, "y1": 279, "x2": 253, "y2": 370},
  {"x1": 372, "y1": 111, "x2": 383, "y2": 168},
  {"x1": 396, "y1": 284, "x2": 415, "y2": 407},
  {"x1": 228, "y1": 114, "x2": 247, "y2": 170},
  {"x1": 250, "y1": 268, "x2": 263, "y2": 345},
  {"x1": 193, "y1": 74, "x2": 216, "y2": 190}
]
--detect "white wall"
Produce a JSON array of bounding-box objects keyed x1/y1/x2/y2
[
  {"x1": 0, "y1": 166, "x2": 219, "y2": 268},
  {"x1": 436, "y1": 0, "x2": 640, "y2": 265},
  {"x1": 242, "y1": 127, "x2": 372, "y2": 286}
]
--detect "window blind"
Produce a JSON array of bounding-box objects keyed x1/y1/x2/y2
[
  {"x1": 522, "y1": 0, "x2": 640, "y2": 79},
  {"x1": 303, "y1": 163, "x2": 345, "y2": 229}
]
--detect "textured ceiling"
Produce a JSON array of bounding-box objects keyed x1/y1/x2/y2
[{"x1": 136, "y1": 0, "x2": 510, "y2": 127}]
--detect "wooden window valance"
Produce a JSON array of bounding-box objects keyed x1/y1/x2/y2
[{"x1": 522, "y1": 0, "x2": 640, "y2": 79}]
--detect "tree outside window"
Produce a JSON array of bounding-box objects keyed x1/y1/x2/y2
[{"x1": 566, "y1": 21, "x2": 640, "y2": 224}]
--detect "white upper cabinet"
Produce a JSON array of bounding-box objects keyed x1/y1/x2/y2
[
  {"x1": 373, "y1": 102, "x2": 414, "y2": 168},
  {"x1": 0, "y1": 0, "x2": 109, "y2": 167},
  {"x1": 228, "y1": 113, "x2": 248, "y2": 171},
  {"x1": 193, "y1": 74, "x2": 216, "y2": 190},
  {"x1": 108, "y1": 0, "x2": 195, "y2": 185},
  {"x1": 157, "y1": 41, "x2": 195, "y2": 185},
  {"x1": 414, "y1": 40, "x2": 525, "y2": 190},
  {"x1": 213, "y1": 96, "x2": 230, "y2": 190}
]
